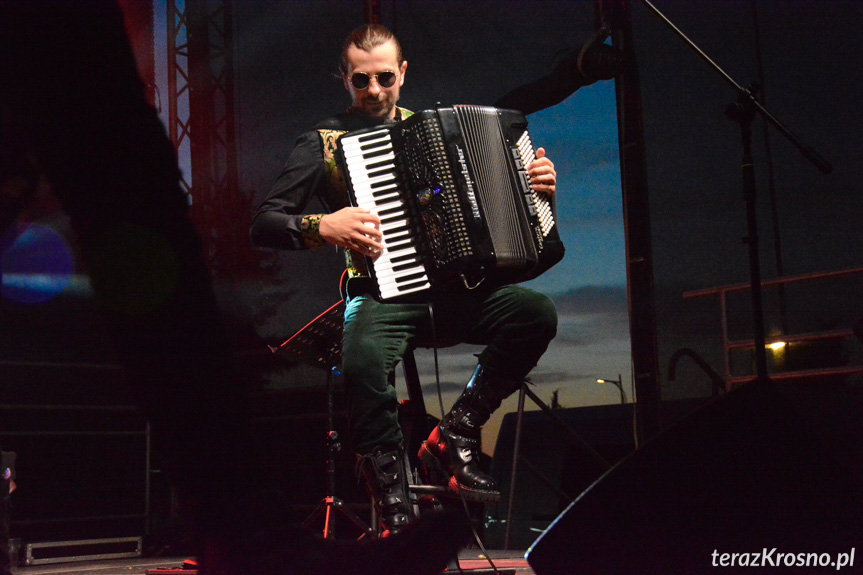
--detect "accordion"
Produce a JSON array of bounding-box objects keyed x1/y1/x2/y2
[{"x1": 336, "y1": 105, "x2": 564, "y2": 302}]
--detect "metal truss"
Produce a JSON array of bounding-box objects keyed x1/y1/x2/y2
[{"x1": 166, "y1": 0, "x2": 243, "y2": 275}]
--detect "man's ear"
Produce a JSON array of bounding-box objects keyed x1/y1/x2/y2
[{"x1": 399, "y1": 61, "x2": 408, "y2": 86}]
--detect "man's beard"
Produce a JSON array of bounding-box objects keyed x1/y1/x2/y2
[{"x1": 362, "y1": 97, "x2": 395, "y2": 118}]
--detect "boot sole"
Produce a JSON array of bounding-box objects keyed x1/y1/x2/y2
[{"x1": 418, "y1": 442, "x2": 502, "y2": 503}]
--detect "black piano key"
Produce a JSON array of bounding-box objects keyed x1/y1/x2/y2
[
  {"x1": 380, "y1": 213, "x2": 406, "y2": 225},
  {"x1": 363, "y1": 146, "x2": 393, "y2": 159},
  {"x1": 393, "y1": 279, "x2": 430, "y2": 294},
  {"x1": 367, "y1": 159, "x2": 393, "y2": 171},
  {"x1": 392, "y1": 260, "x2": 421, "y2": 272},
  {"x1": 371, "y1": 188, "x2": 397, "y2": 198},
  {"x1": 368, "y1": 167, "x2": 394, "y2": 179},
  {"x1": 389, "y1": 252, "x2": 417, "y2": 264},
  {"x1": 377, "y1": 206, "x2": 404, "y2": 217},
  {"x1": 384, "y1": 226, "x2": 410, "y2": 239},
  {"x1": 394, "y1": 271, "x2": 427, "y2": 285},
  {"x1": 357, "y1": 136, "x2": 389, "y2": 149},
  {"x1": 356, "y1": 131, "x2": 388, "y2": 143}
]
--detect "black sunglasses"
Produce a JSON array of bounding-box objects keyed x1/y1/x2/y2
[{"x1": 350, "y1": 71, "x2": 397, "y2": 90}]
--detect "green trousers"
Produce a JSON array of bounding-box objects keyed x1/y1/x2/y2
[{"x1": 341, "y1": 283, "x2": 558, "y2": 455}]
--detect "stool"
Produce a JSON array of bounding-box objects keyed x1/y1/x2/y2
[
  {"x1": 397, "y1": 347, "x2": 434, "y2": 463},
  {"x1": 383, "y1": 347, "x2": 451, "y2": 510}
]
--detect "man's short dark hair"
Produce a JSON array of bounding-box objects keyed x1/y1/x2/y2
[{"x1": 339, "y1": 24, "x2": 403, "y2": 75}]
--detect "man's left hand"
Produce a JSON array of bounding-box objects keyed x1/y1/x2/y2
[{"x1": 528, "y1": 147, "x2": 556, "y2": 196}]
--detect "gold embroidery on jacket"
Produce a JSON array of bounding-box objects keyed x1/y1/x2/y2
[
  {"x1": 299, "y1": 214, "x2": 325, "y2": 249},
  {"x1": 318, "y1": 129, "x2": 348, "y2": 193}
]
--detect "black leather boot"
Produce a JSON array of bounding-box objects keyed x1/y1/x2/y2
[
  {"x1": 418, "y1": 365, "x2": 522, "y2": 502},
  {"x1": 357, "y1": 448, "x2": 414, "y2": 537}
]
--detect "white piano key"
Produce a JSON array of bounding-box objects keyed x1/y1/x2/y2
[
  {"x1": 349, "y1": 170, "x2": 396, "y2": 187},
  {"x1": 375, "y1": 246, "x2": 420, "y2": 265},
  {"x1": 383, "y1": 234, "x2": 413, "y2": 248},
  {"x1": 341, "y1": 136, "x2": 390, "y2": 151},
  {"x1": 374, "y1": 259, "x2": 423, "y2": 277},
  {"x1": 370, "y1": 199, "x2": 405, "y2": 212},
  {"x1": 375, "y1": 257, "x2": 422, "y2": 273},
  {"x1": 351, "y1": 180, "x2": 398, "y2": 195},
  {"x1": 346, "y1": 150, "x2": 395, "y2": 165},
  {"x1": 357, "y1": 192, "x2": 401, "y2": 206},
  {"x1": 346, "y1": 163, "x2": 392, "y2": 180},
  {"x1": 352, "y1": 190, "x2": 399, "y2": 206}
]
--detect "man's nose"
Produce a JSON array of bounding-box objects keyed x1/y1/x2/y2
[{"x1": 367, "y1": 78, "x2": 382, "y2": 96}]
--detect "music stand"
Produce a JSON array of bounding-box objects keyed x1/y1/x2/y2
[{"x1": 270, "y1": 300, "x2": 375, "y2": 540}]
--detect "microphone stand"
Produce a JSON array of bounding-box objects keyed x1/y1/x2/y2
[{"x1": 635, "y1": 0, "x2": 832, "y2": 385}]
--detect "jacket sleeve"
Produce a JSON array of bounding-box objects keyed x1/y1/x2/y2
[{"x1": 249, "y1": 131, "x2": 328, "y2": 250}]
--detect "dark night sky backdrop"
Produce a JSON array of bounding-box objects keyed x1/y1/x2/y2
[{"x1": 630, "y1": 1, "x2": 863, "y2": 403}]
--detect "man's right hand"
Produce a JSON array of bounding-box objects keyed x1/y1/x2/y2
[{"x1": 319, "y1": 207, "x2": 384, "y2": 256}]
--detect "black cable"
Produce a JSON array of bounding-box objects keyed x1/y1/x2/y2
[{"x1": 457, "y1": 488, "x2": 499, "y2": 575}]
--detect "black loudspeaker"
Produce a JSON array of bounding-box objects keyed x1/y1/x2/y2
[
  {"x1": 526, "y1": 382, "x2": 863, "y2": 575},
  {"x1": 485, "y1": 403, "x2": 638, "y2": 548}
]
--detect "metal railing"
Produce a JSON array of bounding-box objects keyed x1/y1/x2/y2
[{"x1": 682, "y1": 267, "x2": 863, "y2": 389}]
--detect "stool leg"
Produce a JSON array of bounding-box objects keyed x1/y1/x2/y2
[{"x1": 504, "y1": 384, "x2": 527, "y2": 550}]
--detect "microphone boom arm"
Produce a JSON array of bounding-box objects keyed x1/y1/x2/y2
[{"x1": 637, "y1": 0, "x2": 832, "y2": 174}]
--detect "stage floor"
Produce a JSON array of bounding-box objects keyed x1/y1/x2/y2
[{"x1": 10, "y1": 549, "x2": 535, "y2": 575}]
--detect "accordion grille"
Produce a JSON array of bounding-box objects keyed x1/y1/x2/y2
[{"x1": 401, "y1": 116, "x2": 473, "y2": 268}]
